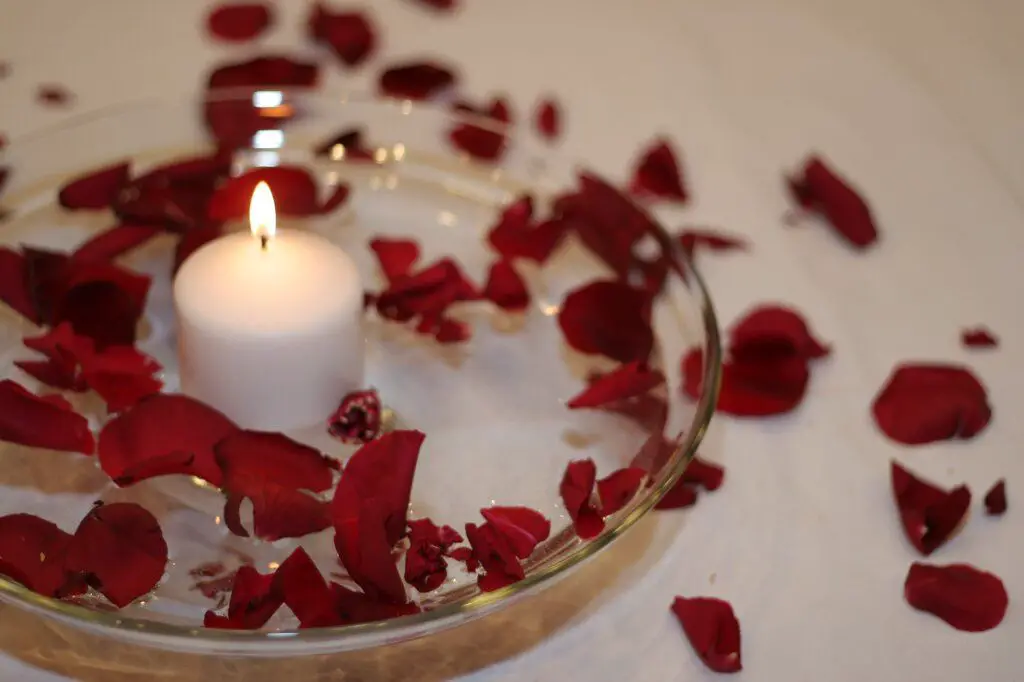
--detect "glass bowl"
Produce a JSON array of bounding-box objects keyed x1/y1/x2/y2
[{"x1": 0, "y1": 90, "x2": 721, "y2": 656}]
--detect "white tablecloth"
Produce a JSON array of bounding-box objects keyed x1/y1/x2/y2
[{"x1": 1, "y1": 0, "x2": 1023, "y2": 679}]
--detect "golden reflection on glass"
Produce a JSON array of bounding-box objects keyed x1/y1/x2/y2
[
  {"x1": 252, "y1": 91, "x2": 284, "y2": 108},
  {"x1": 326, "y1": 171, "x2": 339, "y2": 185},
  {"x1": 384, "y1": 175, "x2": 398, "y2": 190},
  {"x1": 373, "y1": 147, "x2": 388, "y2": 164},
  {"x1": 330, "y1": 144, "x2": 346, "y2": 161},
  {"x1": 541, "y1": 303, "x2": 560, "y2": 316},
  {"x1": 392, "y1": 143, "x2": 406, "y2": 161},
  {"x1": 251, "y1": 151, "x2": 280, "y2": 168},
  {"x1": 437, "y1": 211, "x2": 457, "y2": 227},
  {"x1": 252, "y1": 129, "x2": 284, "y2": 150}
]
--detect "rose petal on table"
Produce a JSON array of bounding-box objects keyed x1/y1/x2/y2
[
  {"x1": 961, "y1": 327, "x2": 998, "y2": 349},
  {"x1": 313, "y1": 127, "x2": 376, "y2": 161},
  {"x1": 207, "y1": 3, "x2": 273, "y2": 42},
  {"x1": 308, "y1": 4, "x2": 376, "y2": 67},
  {"x1": 683, "y1": 456, "x2": 725, "y2": 491},
  {"x1": 325, "y1": 583, "x2": 420, "y2": 626},
  {"x1": 682, "y1": 348, "x2": 811, "y2": 417},
  {"x1": 671, "y1": 596, "x2": 743, "y2": 673},
  {"x1": 58, "y1": 161, "x2": 131, "y2": 210},
  {"x1": 872, "y1": 363, "x2": 992, "y2": 445},
  {"x1": 534, "y1": 97, "x2": 561, "y2": 141},
  {"x1": 215, "y1": 430, "x2": 335, "y2": 541},
  {"x1": 558, "y1": 280, "x2": 654, "y2": 363},
  {"x1": 567, "y1": 361, "x2": 665, "y2": 409},
  {"x1": 629, "y1": 138, "x2": 688, "y2": 203},
  {"x1": 37, "y1": 85, "x2": 73, "y2": 107},
  {"x1": 0, "y1": 380, "x2": 93, "y2": 454},
  {"x1": 677, "y1": 229, "x2": 749, "y2": 259},
  {"x1": 98, "y1": 393, "x2": 239, "y2": 486},
  {"x1": 0, "y1": 514, "x2": 75, "y2": 597},
  {"x1": 596, "y1": 467, "x2": 646, "y2": 516},
  {"x1": 72, "y1": 224, "x2": 163, "y2": 262},
  {"x1": 378, "y1": 61, "x2": 457, "y2": 100},
  {"x1": 0, "y1": 248, "x2": 39, "y2": 322},
  {"x1": 482, "y1": 259, "x2": 529, "y2": 312},
  {"x1": 559, "y1": 459, "x2": 605, "y2": 539},
  {"x1": 65, "y1": 502, "x2": 167, "y2": 608},
  {"x1": 208, "y1": 166, "x2": 320, "y2": 220},
  {"x1": 479, "y1": 506, "x2": 550, "y2": 559},
  {"x1": 655, "y1": 482, "x2": 699, "y2": 510},
  {"x1": 891, "y1": 460, "x2": 971, "y2": 555},
  {"x1": 984, "y1": 479, "x2": 1007, "y2": 516},
  {"x1": 204, "y1": 564, "x2": 284, "y2": 629},
  {"x1": 466, "y1": 521, "x2": 524, "y2": 592},
  {"x1": 729, "y1": 304, "x2": 830, "y2": 361},
  {"x1": 904, "y1": 562, "x2": 1008, "y2": 633},
  {"x1": 16, "y1": 322, "x2": 91, "y2": 391},
  {"x1": 369, "y1": 237, "x2": 420, "y2": 284},
  {"x1": 787, "y1": 155, "x2": 878, "y2": 249}
]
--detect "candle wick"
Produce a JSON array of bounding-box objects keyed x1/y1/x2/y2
[{"x1": 260, "y1": 234, "x2": 269, "y2": 251}]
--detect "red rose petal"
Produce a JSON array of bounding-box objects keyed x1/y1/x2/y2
[
  {"x1": 408, "y1": 0, "x2": 456, "y2": 10},
  {"x1": 486, "y1": 195, "x2": 569, "y2": 264},
  {"x1": 655, "y1": 483, "x2": 698, "y2": 510},
  {"x1": 375, "y1": 258, "x2": 479, "y2": 324},
  {"x1": 379, "y1": 61, "x2": 456, "y2": 101},
  {"x1": 596, "y1": 467, "x2": 646, "y2": 516},
  {"x1": 208, "y1": 166, "x2": 320, "y2": 221},
  {"x1": 465, "y1": 521, "x2": 524, "y2": 592},
  {"x1": 327, "y1": 389, "x2": 383, "y2": 444},
  {"x1": 204, "y1": 564, "x2": 284, "y2": 629},
  {"x1": 326, "y1": 583, "x2": 420, "y2": 626},
  {"x1": 449, "y1": 97, "x2": 511, "y2": 161},
  {"x1": 55, "y1": 262, "x2": 151, "y2": 350},
  {"x1": 479, "y1": 506, "x2": 550, "y2": 559},
  {"x1": 208, "y1": 55, "x2": 319, "y2": 90},
  {"x1": 369, "y1": 237, "x2": 420, "y2": 284},
  {"x1": 207, "y1": 3, "x2": 273, "y2": 42},
  {"x1": 683, "y1": 456, "x2": 725, "y2": 491},
  {"x1": 629, "y1": 139, "x2": 688, "y2": 203},
  {"x1": 37, "y1": 85, "x2": 73, "y2": 107},
  {"x1": 215, "y1": 431, "x2": 335, "y2": 541},
  {"x1": 0, "y1": 514, "x2": 75, "y2": 597},
  {"x1": 678, "y1": 229, "x2": 748, "y2": 259},
  {"x1": 904, "y1": 562, "x2": 1008, "y2": 633},
  {"x1": 567, "y1": 361, "x2": 665, "y2": 409},
  {"x1": 0, "y1": 380, "x2": 93, "y2": 454},
  {"x1": 558, "y1": 280, "x2": 654, "y2": 363},
  {"x1": 276, "y1": 546, "x2": 334, "y2": 626},
  {"x1": 314, "y1": 127, "x2": 376, "y2": 161},
  {"x1": 729, "y1": 305, "x2": 830, "y2": 361},
  {"x1": 65, "y1": 502, "x2": 167, "y2": 608},
  {"x1": 333, "y1": 489, "x2": 407, "y2": 604},
  {"x1": 0, "y1": 248, "x2": 38, "y2": 322},
  {"x1": 891, "y1": 460, "x2": 971, "y2": 555},
  {"x1": 73, "y1": 224, "x2": 163, "y2": 262},
  {"x1": 535, "y1": 98, "x2": 561, "y2": 141},
  {"x1": 404, "y1": 516, "x2": 463, "y2": 593},
  {"x1": 984, "y1": 479, "x2": 1006, "y2": 516},
  {"x1": 58, "y1": 161, "x2": 131, "y2": 210},
  {"x1": 308, "y1": 4, "x2": 377, "y2": 68},
  {"x1": 787, "y1": 155, "x2": 878, "y2": 249},
  {"x1": 98, "y1": 393, "x2": 239, "y2": 487},
  {"x1": 962, "y1": 327, "x2": 998, "y2": 349},
  {"x1": 559, "y1": 459, "x2": 604, "y2": 539},
  {"x1": 873, "y1": 364, "x2": 992, "y2": 445},
  {"x1": 482, "y1": 259, "x2": 529, "y2": 312},
  {"x1": 671, "y1": 596, "x2": 743, "y2": 673},
  {"x1": 16, "y1": 322, "x2": 90, "y2": 390},
  {"x1": 432, "y1": 316, "x2": 471, "y2": 344},
  {"x1": 321, "y1": 184, "x2": 351, "y2": 214},
  {"x1": 113, "y1": 154, "x2": 229, "y2": 233}
]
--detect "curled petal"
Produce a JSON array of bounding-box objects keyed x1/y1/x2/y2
[
  {"x1": 629, "y1": 139, "x2": 688, "y2": 203},
  {"x1": 984, "y1": 480, "x2": 1007, "y2": 516},
  {"x1": 558, "y1": 280, "x2": 653, "y2": 363},
  {"x1": 891, "y1": 461, "x2": 970, "y2": 555},
  {"x1": 787, "y1": 155, "x2": 878, "y2": 249},
  {"x1": 904, "y1": 562, "x2": 1008, "y2": 633},
  {"x1": 0, "y1": 380, "x2": 93, "y2": 454},
  {"x1": 671, "y1": 596, "x2": 742, "y2": 673}
]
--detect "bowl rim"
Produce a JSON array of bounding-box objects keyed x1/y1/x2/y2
[{"x1": 0, "y1": 89, "x2": 723, "y2": 651}]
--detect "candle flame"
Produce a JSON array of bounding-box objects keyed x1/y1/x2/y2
[{"x1": 249, "y1": 181, "x2": 276, "y2": 244}]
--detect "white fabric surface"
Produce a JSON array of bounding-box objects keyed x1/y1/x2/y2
[{"x1": 1, "y1": 0, "x2": 1023, "y2": 680}]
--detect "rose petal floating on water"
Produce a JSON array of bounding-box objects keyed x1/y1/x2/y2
[
  {"x1": 961, "y1": 327, "x2": 998, "y2": 349},
  {"x1": 208, "y1": 166, "x2": 319, "y2": 220},
  {"x1": 486, "y1": 195, "x2": 569, "y2": 264},
  {"x1": 207, "y1": 3, "x2": 273, "y2": 42},
  {"x1": 671, "y1": 596, "x2": 743, "y2": 673},
  {"x1": 891, "y1": 460, "x2": 971, "y2": 556},
  {"x1": 629, "y1": 138, "x2": 688, "y2": 203},
  {"x1": 449, "y1": 97, "x2": 510, "y2": 161},
  {"x1": 479, "y1": 506, "x2": 550, "y2": 559},
  {"x1": 58, "y1": 162, "x2": 131, "y2": 210},
  {"x1": 567, "y1": 361, "x2": 664, "y2": 409},
  {"x1": 559, "y1": 459, "x2": 604, "y2": 539},
  {"x1": 558, "y1": 280, "x2": 653, "y2": 364},
  {"x1": 0, "y1": 248, "x2": 38, "y2": 322},
  {"x1": 204, "y1": 564, "x2": 284, "y2": 629},
  {"x1": 984, "y1": 479, "x2": 1006, "y2": 516},
  {"x1": 404, "y1": 517, "x2": 462, "y2": 593},
  {"x1": 482, "y1": 259, "x2": 529, "y2": 312},
  {"x1": 535, "y1": 98, "x2": 561, "y2": 141},
  {"x1": 596, "y1": 467, "x2": 646, "y2": 516},
  {"x1": 655, "y1": 482, "x2": 698, "y2": 510},
  {"x1": 904, "y1": 562, "x2": 1008, "y2": 633},
  {"x1": 0, "y1": 380, "x2": 94, "y2": 454},
  {"x1": 0, "y1": 514, "x2": 76, "y2": 597},
  {"x1": 872, "y1": 364, "x2": 992, "y2": 445},
  {"x1": 677, "y1": 229, "x2": 748, "y2": 259},
  {"x1": 369, "y1": 237, "x2": 420, "y2": 284},
  {"x1": 465, "y1": 521, "x2": 523, "y2": 592},
  {"x1": 308, "y1": 4, "x2": 377, "y2": 68},
  {"x1": 787, "y1": 155, "x2": 878, "y2": 249},
  {"x1": 378, "y1": 61, "x2": 456, "y2": 100}
]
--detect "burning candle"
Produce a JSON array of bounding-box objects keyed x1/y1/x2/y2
[{"x1": 174, "y1": 182, "x2": 365, "y2": 431}]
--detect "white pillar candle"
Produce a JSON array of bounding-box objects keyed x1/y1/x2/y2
[{"x1": 174, "y1": 182, "x2": 364, "y2": 431}]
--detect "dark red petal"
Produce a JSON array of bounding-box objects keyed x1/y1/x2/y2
[
  {"x1": 729, "y1": 304, "x2": 830, "y2": 361},
  {"x1": 559, "y1": 280, "x2": 653, "y2": 363},
  {"x1": 73, "y1": 224, "x2": 163, "y2": 262},
  {"x1": 333, "y1": 489, "x2": 407, "y2": 604},
  {"x1": 16, "y1": 322, "x2": 91, "y2": 391},
  {"x1": 482, "y1": 259, "x2": 529, "y2": 312},
  {"x1": 678, "y1": 229, "x2": 748, "y2": 259},
  {"x1": 98, "y1": 393, "x2": 238, "y2": 486},
  {"x1": 113, "y1": 452, "x2": 197, "y2": 487},
  {"x1": 275, "y1": 546, "x2": 334, "y2": 626},
  {"x1": 204, "y1": 564, "x2": 284, "y2": 629},
  {"x1": 962, "y1": 327, "x2": 998, "y2": 349},
  {"x1": 535, "y1": 98, "x2": 561, "y2": 141},
  {"x1": 682, "y1": 348, "x2": 811, "y2": 417},
  {"x1": 904, "y1": 562, "x2": 1008, "y2": 632},
  {"x1": 629, "y1": 139, "x2": 688, "y2": 203},
  {"x1": 873, "y1": 364, "x2": 992, "y2": 445},
  {"x1": 479, "y1": 507, "x2": 550, "y2": 559},
  {"x1": 337, "y1": 430, "x2": 423, "y2": 546},
  {"x1": 58, "y1": 162, "x2": 131, "y2": 210},
  {"x1": 314, "y1": 127, "x2": 376, "y2": 161},
  {"x1": 215, "y1": 430, "x2": 335, "y2": 540},
  {"x1": 0, "y1": 514, "x2": 74, "y2": 596},
  {"x1": 208, "y1": 55, "x2": 319, "y2": 89},
  {"x1": 671, "y1": 596, "x2": 743, "y2": 673},
  {"x1": 78, "y1": 345, "x2": 163, "y2": 413},
  {"x1": 559, "y1": 459, "x2": 604, "y2": 539},
  {"x1": 0, "y1": 380, "x2": 93, "y2": 454},
  {"x1": 408, "y1": 0, "x2": 456, "y2": 10},
  {"x1": 320, "y1": 184, "x2": 350, "y2": 213},
  {"x1": 0, "y1": 248, "x2": 38, "y2": 322},
  {"x1": 207, "y1": 166, "x2": 320, "y2": 221},
  {"x1": 327, "y1": 389, "x2": 383, "y2": 445},
  {"x1": 37, "y1": 85, "x2": 73, "y2": 107},
  {"x1": 207, "y1": 3, "x2": 273, "y2": 42},
  {"x1": 567, "y1": 361, "x2": 664, "y2": 409},
  {"x1": 308, "y1": 4, "x2": 377, "y2": 67},
  {"x1": 326, "y1": 583, "x2": 419, "y2": 625},
  {"x1": 378, "y1": 61, "x2": 456, "y2": 101},
  {"x1": 787, "y1": 156, "x2": 878, "y2": 249},
  {"x1": 404, "y1": 537, "x2": 447, "y2": 593},
  {"x1": 655, "y1": 483, "x2": 698, "y2": 510},
  {"x1": 486, "y1": 195, "x2": 569, "y2": 264},
  {"x1": 448, "y1": 98, "x2": 510, "y2": 161},
  {"x1": 683, "y1": 456, "x2": 725, "y2": 491},
  {"x1": 376, "y1": 258, "x2": 479, "y2": 322},
  {"x1": 369, "y1": 237, "x2": 420, "y2": 284},
  {"x1": 465, "y1": 521, "x2": 524, "y2": 591},
  {"x1": 173, "y1": 223, "x2": 224, "y2": 275},
  {"x1": 596, "y1": 467, "x2": 646, "y2": 516},
  {"x1": 65, "y1": 502, "x2": 167, "y2": 608},
  {"x1": 984, "y1": 479, "x2": 1007, "y2": 516},
  {"x1": 433, "y1": 317, "x2": 471, "y2": 344},
  {"x1": 891, "y1": 461, "x2": 971, "y2": 555}
]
